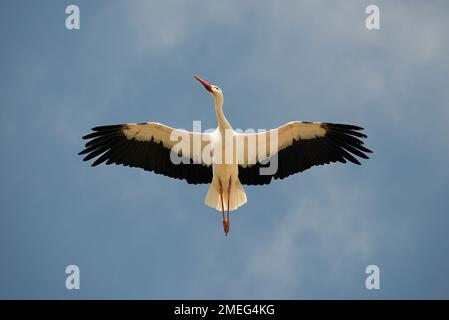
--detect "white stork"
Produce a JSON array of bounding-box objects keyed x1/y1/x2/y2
[{"x1": 80, "y1": 75, "x2": 372, "y2": 235}]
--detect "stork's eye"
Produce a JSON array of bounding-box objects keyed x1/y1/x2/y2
[{"x1": 215, "y1": 87, "x2": 220, "y2": 91}]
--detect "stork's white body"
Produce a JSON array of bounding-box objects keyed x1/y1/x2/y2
[{"x1": 205, "y1": 127, "x2": 247, "y2": 212}]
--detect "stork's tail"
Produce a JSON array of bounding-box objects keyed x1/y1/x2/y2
[{"x1": 205, "y1": 179, "x2": 247, "y2": 212}]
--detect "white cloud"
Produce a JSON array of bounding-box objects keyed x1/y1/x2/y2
[
  {"x1": 227, "y1": 175, "x2": 380, "y2": 298},
  {"x1": 124, "y1": 0, "x2": 252, "y2": 54}
]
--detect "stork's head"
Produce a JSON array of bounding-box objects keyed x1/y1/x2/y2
[{"x1": 194, "y1": 75, "x2": 223, "y2": 104}]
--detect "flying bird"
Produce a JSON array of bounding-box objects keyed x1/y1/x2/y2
[{"x1": 79, "y1": 75, "x2": 372, "y2": 235}]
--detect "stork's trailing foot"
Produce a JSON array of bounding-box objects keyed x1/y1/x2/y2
[
  {"x1": 219, "y1": 181, "x2": 228, "y2": 236},
  {"x1": 224, "y1": 177, "x2": 232, "y2": 235},
  {"x1": 223, "y1": 216, "x2": 229, "y2": 236}
]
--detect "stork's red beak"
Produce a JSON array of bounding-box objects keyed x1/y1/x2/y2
[{"x1": 194, "y1": 75, "x2": 212, "y2": 93}]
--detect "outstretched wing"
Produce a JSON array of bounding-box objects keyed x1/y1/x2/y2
[
  {"x1": 237, "y1": 121, "x2": 372, "y2": 185},
  {"x1": 79, "y1": 122, "x2": 213, "y2": 184}
]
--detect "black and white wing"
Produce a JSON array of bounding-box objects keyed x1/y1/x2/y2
[
  {"x1": 79, "y1": 122, "x2": 213, "y2": 184},
  {"x1": 237, "y1": 121, "x2": 372, "y2": 185}
]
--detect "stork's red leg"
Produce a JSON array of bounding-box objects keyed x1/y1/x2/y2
[
  {"x1": 219, "y1": 180, "x2": 227, "y2": 236},
  {"x1": 225, "y1": 177, "x2": 232, "y2": 235}
]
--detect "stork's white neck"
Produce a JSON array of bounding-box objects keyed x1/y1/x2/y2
[{"x1": 214, "y1": 94, "x2": 232, "y2": 131}]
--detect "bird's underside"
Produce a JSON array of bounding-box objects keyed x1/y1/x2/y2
[{"x1": 80, "y1": 75, "x2": 372, "y2": 236}]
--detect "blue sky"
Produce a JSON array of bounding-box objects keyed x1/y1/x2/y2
[{"x1": 1, "y1": 0, "x2": 449, "y2": 299}]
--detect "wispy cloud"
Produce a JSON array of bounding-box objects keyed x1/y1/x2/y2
[{"x1": 227, "y1": 175, "x2": 379, "y2": 298}]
